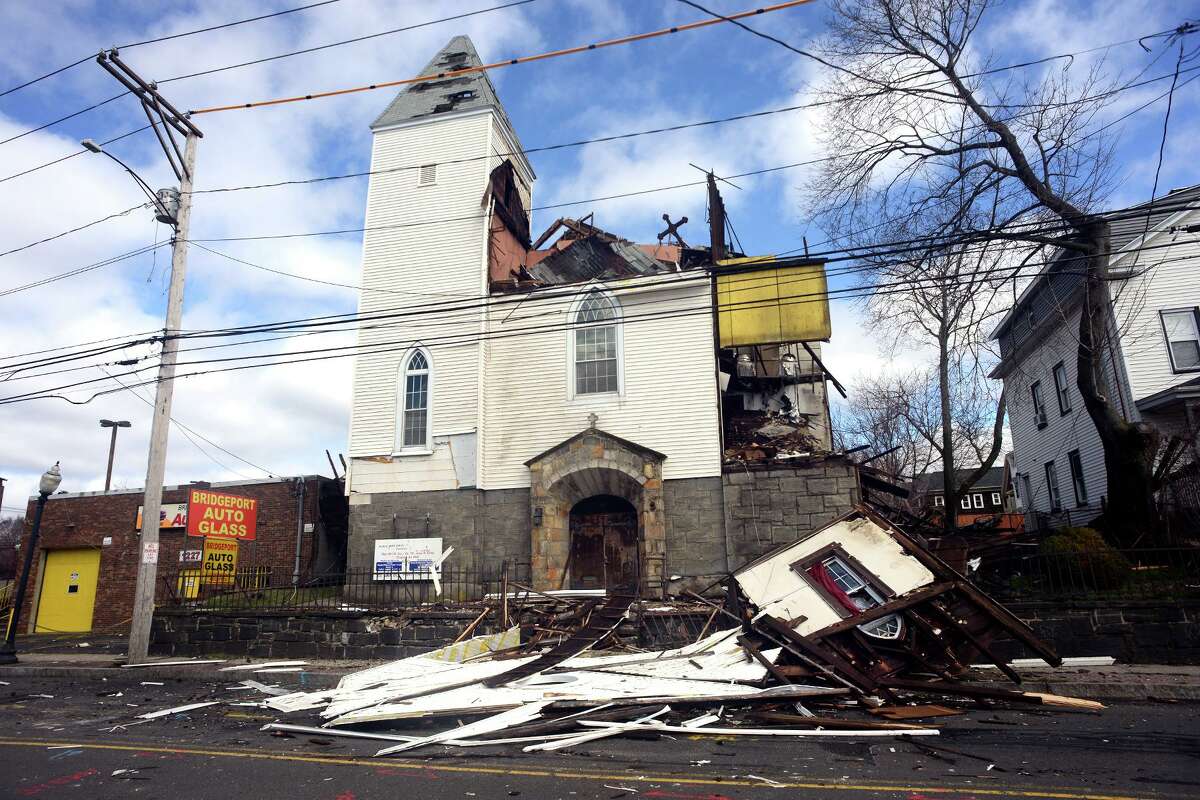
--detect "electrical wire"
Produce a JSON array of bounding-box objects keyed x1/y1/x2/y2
[
  {"x1": 5, "y1": 235, "x2": 1194, "y2": 401},
  {"x1": 0, "y1": 0, "x2": 344, "y2": 98},
  {"x1": 0, "y1": 203, "x2": 146, "y2": 259},
  {"x1": 158, "y1": 0, "x2": 540, "y2": 85},
  {"x1": 187, "y1": 1, "x2": 817, "y2": 115},
  {"x1": 0, "y1": 242, "x2": 170, "y2": 299},
  {"x1": 0, "y1": 124, "x2": 151, "y2": 186}
]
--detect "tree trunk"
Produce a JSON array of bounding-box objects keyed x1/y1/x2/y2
[
  {"x1": 938, "y1": 329, "x2": 956, "y2": 536},
  {"x1": 956, "y1": 389, "x2": 1008, "y2": 498},
  {"x1": 1074, "y1": 224, "x2": 1161, "y2": 546}
]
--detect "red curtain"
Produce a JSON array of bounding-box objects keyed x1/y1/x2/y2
[{"x1": 807, "y1": 562, "x2": 861, "y2": 616}]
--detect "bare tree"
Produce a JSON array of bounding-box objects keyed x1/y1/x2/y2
[{"x1": 808, "y1": 0, "x2": 1168, "y2": 542}]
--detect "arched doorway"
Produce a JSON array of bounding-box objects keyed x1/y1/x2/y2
[{"x1": 568, "y1": 495, "x2": 639, "y2": 590}]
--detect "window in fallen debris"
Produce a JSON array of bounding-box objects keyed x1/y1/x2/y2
[
  {"x1": 573, "y1": 290, "x2": 620, "y2": 396},
  {"x1": 397, "y1": 348, "x2": 431, "y2": 451},
  {"x1": 1161, "y1": 308, "x2": 1200, "y2": 371},
  {"x1": 1068, "y1": 449, "x2": 1088, "y2": 506},
  {"x1": 418, "y1": 163, "x2": 437, "y2": 186},
  {"x1": 793, "y1": 549, "x2": 903, "y2": 640},
  {"x1": 1045, "y1": 460, "x2": 1061, "y2": 511}
]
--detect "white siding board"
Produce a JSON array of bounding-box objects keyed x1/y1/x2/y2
[
  {"x1": 480, "y1": 277, "x2": 721, "y2": 488},
  {"x1": 1110, "y1": 230, "x2": 1200, "y2": 403}
]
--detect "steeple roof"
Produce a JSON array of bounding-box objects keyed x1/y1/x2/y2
[{"x1": 371, "y1": 35, "x2": 507, "y2": 130}]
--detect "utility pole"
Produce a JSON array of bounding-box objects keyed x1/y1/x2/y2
[
  {"x1": 100, "y1": 419, "x2": 131, "y2": 492},
  {"x1": 92, "y1": 50, "x2": 203, "y2": 663}
]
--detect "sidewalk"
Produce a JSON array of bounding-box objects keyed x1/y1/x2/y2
[{"x1": 3, "y1": 651, "x2": 1200, "y2": 701}]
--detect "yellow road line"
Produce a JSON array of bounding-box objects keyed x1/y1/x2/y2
[{"x1": 0, "y1": 738, "x2": 1158, "y2": 800}]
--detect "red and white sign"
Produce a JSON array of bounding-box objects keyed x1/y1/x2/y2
[{"x1": 186, "y1": 489, "x2": 259, "y2": 541}]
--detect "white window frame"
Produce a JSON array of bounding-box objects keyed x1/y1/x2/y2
[
  {"x1": 992, "y1": 492, "x2": 1002, "y2": 507},
  {"x1": 567, "y1": 287, "x2": 623, "y2": 400},
  {"x1": 1160, "y1": 307, "x2": 1200, "y2": 373},
  {"x1": 1052, "y1": 361, "x2": 1071, "y2": 414},
  {"x1": 960, "y1": 495, "x2": 971, "y2": 510},
  {"x1": 1045, "y1": 460, "x2": 1061, "y2": 511},
  {"x1": 972, "y1": 493, "x2": 984, "y2": 509},
  {"x1": 933, "y1": 495, "x2": 945, "y2": 507},
  {"x1": 1068, "y1": 449, "x2": 1088, "y2": 507},
  {"x1": 1031, "y1": 380, "x2": 1047, "y2": 428},
  {"x1": 394, "y1": 347, "x2": 433, "y2": 454}
]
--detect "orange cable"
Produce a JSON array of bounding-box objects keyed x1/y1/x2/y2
[{"x1": 189, "y1": 0, "x2": 815, "y2": 115}]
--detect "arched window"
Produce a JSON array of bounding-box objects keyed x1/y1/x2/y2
[
  {"x1": 398, "y1": 349, "x2": 430, "y2": 450},
  {"x1": 573, "y1": 291, "x2": 620, "y2": 395}
]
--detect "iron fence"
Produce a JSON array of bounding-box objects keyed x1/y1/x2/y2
[
  {"x1": 976, "y1": 546, "x2": 1200, "y2": 601},
  {"x1": 158, "y1": 562, "x2": 533, "y2": 613}
]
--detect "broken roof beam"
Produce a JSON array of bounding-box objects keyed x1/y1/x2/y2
[{"x1": 800, "y1": 341, "x2": 847, "y2": 398}]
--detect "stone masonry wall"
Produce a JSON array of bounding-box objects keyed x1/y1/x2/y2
[
  {"x1": 347, "y1": 488, "x2": 532, "y2": 577},
  {"x1": 663, "y1": 477, "x2": 728, "y2": 588},
  {"x1": 721, "y1": 458, "x2": 860, "y2": 568}
]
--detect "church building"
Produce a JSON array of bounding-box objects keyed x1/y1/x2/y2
[{"x1": 345, "y1": 37, "x2": 856, "y2": 595}]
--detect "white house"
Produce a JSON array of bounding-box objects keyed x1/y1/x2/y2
[
  {"x1": 345, "y1": 37, "x2": 846, "y2": 593},
  {"x1": 991, "y1": 185, "x2": 1200, "y2": 529}
]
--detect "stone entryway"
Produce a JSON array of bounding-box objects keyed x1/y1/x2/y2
[
  {"x1": 526, "y1": 426, "x2": 666, "y2": 594},
  {"x1": 568, "y1": 495, "x2": 638, "y2": 589}
]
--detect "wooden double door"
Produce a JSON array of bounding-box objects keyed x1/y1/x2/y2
[{"x1": 568, "y1": 495, "x2": 639, "y2": 590}]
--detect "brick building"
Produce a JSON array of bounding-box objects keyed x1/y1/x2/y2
[{"x1": 14, "y1": 476, "x2": 346, "y2": 635}]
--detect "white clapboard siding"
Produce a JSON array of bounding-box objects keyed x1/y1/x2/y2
[
  {"x1": 348, "y1": 111, "x2": 494, "y2": 463},
  {"x1": 480, "y1": 275, "x2": 722, "y2": 488},
  {"x1": 1109, "y1": 214, "x2": 1200, "y2": 404},
  {"x1": 1004, "y1": 304, "x2": 1130, "y2": 528}
]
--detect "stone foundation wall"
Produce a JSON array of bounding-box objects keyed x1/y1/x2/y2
[
  {"x1": 348, "y1": 488, "x2": 532, "y2": 578},
  {"x1": 997, "y1": 600, "x2": 1200, "y2": 665},
  {"x1": 721, "y1": 459, "x2": 860, "y2": 567},
  {"x1": 663, "y1": 477, "x2": 728, "y2": 589}
]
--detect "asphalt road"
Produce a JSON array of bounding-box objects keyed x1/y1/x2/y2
[{"x1": 1, "y1": 672, "x2": 1197, "y2": 800}]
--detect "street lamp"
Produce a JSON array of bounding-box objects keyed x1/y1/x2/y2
[
  {"x1": 80, "y1": 139, "x2": 179, "y2": 226},
  {"x1": 0, "y1": 462, "x2": 62, "y2": 665},
  {"x1": 100, "y1": 420, "x2": 131, "y2": 492}
]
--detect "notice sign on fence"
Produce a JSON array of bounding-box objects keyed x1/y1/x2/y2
[
  {"x1": 373, "y1": 537, "x2": 442, "y2": 581},
  {"x1": 201, "y1": 537, "x2": 238, "y2": 585},
  {"x1": 187, "y1": 489, "x2": 258, "y2": 540}
]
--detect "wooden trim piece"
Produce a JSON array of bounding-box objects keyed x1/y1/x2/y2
[
  {"x1": 923, "y1": 602, "x2": 1023, "y2": 685},
  {"x1": 806, "y1": 581, "x2": 955, "y2": 638}
]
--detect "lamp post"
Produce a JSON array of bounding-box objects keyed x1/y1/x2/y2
[
  {"x1": 0, "y1": 462, "x2": 62, "y2": 665},
  {"x1": 100, "y1": 420, "x2": 131, "y2": 492}
]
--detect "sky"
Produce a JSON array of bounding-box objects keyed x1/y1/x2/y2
[{"x1": 0, "y1": 0, "x2": 1196, "y2": 511}]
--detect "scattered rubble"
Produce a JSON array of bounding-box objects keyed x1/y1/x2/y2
[{"x1": 107, "y1": 508, "x2": 1103, "y2": 755}]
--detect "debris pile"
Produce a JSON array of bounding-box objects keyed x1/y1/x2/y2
[{"x1": 234, "y1": 508, "x2": 1101, "y2": 755}]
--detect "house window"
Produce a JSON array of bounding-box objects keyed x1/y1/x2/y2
[
  {"x1": 960, "y1": 495, "x2": 971, "y2": 510},
  {"x1": 992, "y1": 492, "x2": 1002, "y2": 507},
  {"x1": 1031, "y1": 381, "x2": 1047, "y2": 428},
  {"x1": 573, "y1": 291, "x2": 620, "y2": 395},
  {"x1": 1161, "y1": 308, "x2": 1200, "y2": 371},
  {"x1": 1068, "y1": 449, "x2": 1088, "y2": 507},
  {"x1": 972, "y1": 493, "x2": 984, "y2": 509},
  {"x1": 1053, "y1": 362, "x2": 1071, "y2": 414},
  {"x1": 1022, "y1": 475, "x2": 1032, "y2": 509},
  {"x1": 1045, "y1": 461, "x2": 1061, "y2": 511},
  {"x1": 398, "y1": 349, "x2": 430, "y2": 450},
  {"x1": 418, "y1": 163, "x2": 437, "y2": 186},
  {"x1": 794, "y1": 549, "x2": 901, "y2": 640},
  {"x1": 933, "y1": 495, "x2": 945, "y2": 507}
]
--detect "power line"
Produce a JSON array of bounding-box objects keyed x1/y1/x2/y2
[
  {"x1": 0, "y1": 203, "x2": 146, "y2": 259},
  {"x1": 0, "y1": 0, "x2": 344, "y2": 99},
  {"x1": 6, "y1": 235, "x2": 1194, "y2": 401},
  {"x1": 187, "y1": 1, "x2": 817, "y2": 115},
  {"x1": 159, "y1": 0, "x2": 540, "y2": 85},
  {"x1": 0, "y1": 125, "x2": 151, "y2": 186},
  {"x1": 0, "y1": 242, "x2": 170, "y2": 299}
]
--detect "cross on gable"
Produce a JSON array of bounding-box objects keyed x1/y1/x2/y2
[
  {"x1": 657, "y1": 213, "x2": 689, "y2": 248},
  {"x1": 586, "y1": 412, "x2": 599, "y2": 429}
]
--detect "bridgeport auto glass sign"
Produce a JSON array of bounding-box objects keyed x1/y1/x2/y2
[
  {"x1": 186, "y1": 489, "x2": 259, "y2": 540},
  {"x1": 373, "y1": 537, "x2": 442, "y2": 581}
]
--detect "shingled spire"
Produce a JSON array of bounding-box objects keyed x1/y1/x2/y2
[{"x1": 371, "y1": 35, "x2": 506, "y2": 129}]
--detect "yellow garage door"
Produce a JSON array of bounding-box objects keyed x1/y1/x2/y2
[{"x1": 35, "y1": 549, "x2": 101, "y2": 633}]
